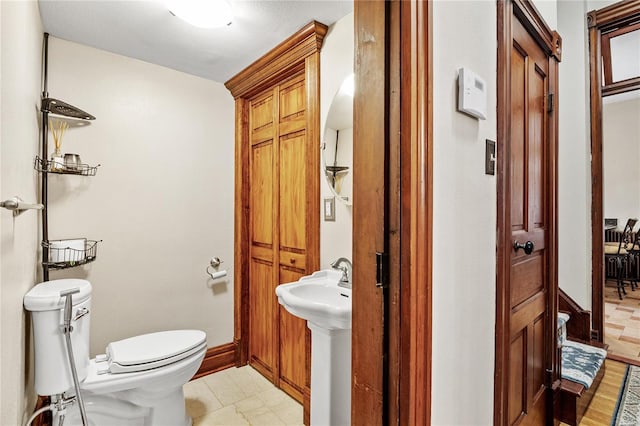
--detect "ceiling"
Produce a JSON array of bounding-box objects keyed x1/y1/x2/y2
[{"x1": 38, "y1": 0, "x2": 353, "y2": 83}]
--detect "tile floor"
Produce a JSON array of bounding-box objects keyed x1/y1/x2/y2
[
  {"x1": 605, "y1": 283, "x2": 640, "y2": 361},
  {"x1": 183, "y1": 365, "x2": 303, "y2": 425}
]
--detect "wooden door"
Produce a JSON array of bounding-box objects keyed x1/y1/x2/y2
[
  {"x1": 249, "y1": 89, "x2": 277, "y2": 379},
  {"x1": 508, "y1": 15, "x2": 549, "y2": 424},
  {"x1": 277, "y1": 74, "x2": 309, "y2": 402},
  {"x1": 247, "y1": 74, "x2": 309, "y2": 403},
  {"x1": 497, "y1": 2, "x2": 561, "y2": 425}
]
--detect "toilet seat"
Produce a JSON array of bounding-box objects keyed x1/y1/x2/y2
[{"x1": 96, "y1": 330, "x2": 206, "y2": 374}]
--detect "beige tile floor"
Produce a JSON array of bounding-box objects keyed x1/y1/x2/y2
[
  {"x1": 604, "y1": 283, "x2": 640, "y2": 361},
  {"x1": 183, "y1": 366, "x2": 303, "y2": 425}
]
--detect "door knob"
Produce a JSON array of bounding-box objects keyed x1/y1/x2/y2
[{"x1": 514, "y1": 240, "x2": 534, "y2": 255}]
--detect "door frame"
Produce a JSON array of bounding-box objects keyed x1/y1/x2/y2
[
  {"x1": 588, "y1": 0, "x2": 640, "y2": 345},
  {"x1": 494, "y1": 0, "x2": 562, "y2": 423},
  {"x1": 352, "y1": 1, "x2": 433, "y2": 424}
]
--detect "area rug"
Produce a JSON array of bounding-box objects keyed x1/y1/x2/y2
[{"x1": 612, "y1": 365, "x2": 640, "y2": 425}]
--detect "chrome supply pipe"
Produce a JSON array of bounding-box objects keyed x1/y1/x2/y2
[
  {"x1": 60, "y1": 289, "x2": 88, "y2": 426},
  {"x1": 24, "y1": 394, "x2": 76, "y2": 426}
]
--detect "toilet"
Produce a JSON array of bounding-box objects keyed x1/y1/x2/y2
[{"x1": 24, "y1": 279, "x2": 206, "y2": 426}]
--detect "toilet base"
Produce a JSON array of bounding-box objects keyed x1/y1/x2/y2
[{"x1": 61, "y1": 387, "x2": 191, "y2": 426}]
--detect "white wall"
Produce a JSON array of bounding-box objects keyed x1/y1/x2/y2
[
  {"x1": 319, "y1": 12, "x2": 353, "y2": 269},
  {"x1": 0, "y1": 1, "x2": 43, "y2": 424},
  {"x1": 555, "y1": 0, "x2": 622, "y2": 309},
  {"x1": 45, "y1": 38, "x2": 235, "y2": 355},
  {"x1": 533, "y1": 0, "x2": 558, "y2": 29},
  {"x1": 557, "y1": 0, "x2": 592, "y2": 309},
  {"x1": 603, "y1": 97, "x2": 640, "y2": 223},
  {"x1": 431, "y1": 1, "x2": 498, "y2": 424},
  {"x1": 587, "y1": 0, "x2": 620, "y2": 11}
]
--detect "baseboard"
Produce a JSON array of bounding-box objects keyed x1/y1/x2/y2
[
  {"x1": 192, "y1": 342, "x2": 238, "y2": 380},
  {"x1": 608, "y1": 352, "x2": 640, "y2": 367}
]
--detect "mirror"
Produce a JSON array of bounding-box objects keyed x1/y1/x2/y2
[{"x1": 323, "y1": 74, "x2": 354, "y2": 205}]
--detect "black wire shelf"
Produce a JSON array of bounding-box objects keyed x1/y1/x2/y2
[
  {"x1": 34, "y1": 156, "x2": 100, "y2": 176},
  {"x1": 42, "y1": 239, "x2": 100, "y2": 270}
]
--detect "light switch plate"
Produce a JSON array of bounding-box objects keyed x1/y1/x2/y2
[
  {"x1": 324, "y1": 197, "x2": 335, "y2": 221},
  {"x1": 486, "y1": 139, "x2": 496, "y2": 175}
]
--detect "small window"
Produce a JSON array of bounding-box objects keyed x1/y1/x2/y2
[{"x1": 601, "y1": 22, "x2": 640, "y2": 90}]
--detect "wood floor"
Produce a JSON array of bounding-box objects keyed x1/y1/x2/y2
[{"x1": 560, "y1": 359, "x2": 626, "y2": 425}]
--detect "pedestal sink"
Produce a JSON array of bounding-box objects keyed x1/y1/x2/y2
[{"x1": 275, "y1": 269, "x2": 351, "y2": 425}]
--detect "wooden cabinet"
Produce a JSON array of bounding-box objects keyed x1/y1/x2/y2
[
  {"x1": 247, "y1": 74, "x2": 311, "y2": 402},
  {"x1": 225, "y1": 22, "x2": 326, "y2": 420}
]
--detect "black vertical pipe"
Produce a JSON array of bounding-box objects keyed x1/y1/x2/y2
[{"x1": 41, "y1": 33, "x2": 49, "y2": 281}]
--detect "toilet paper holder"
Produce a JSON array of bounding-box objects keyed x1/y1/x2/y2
[{"x1": 206, "y1": 257, "x2": 227, "y2": 280}]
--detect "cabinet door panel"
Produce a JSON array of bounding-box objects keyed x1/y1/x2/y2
[
  {"x1": 251, "y1": 94, "x2": 274, "y2": 136},
  {"x1": 279, "y1": 133, "x2": 307, "y2": 251},
  {"x1": 249, "y1": 259, "x2": 275, "y2": 375},
  {"x1": 279, "y1": 267, "x2": 307, "y2": 402},
  {"x1": 279, "y1": 78, "x2": 305, "y2": 123},
  {"x1": 251, "y1": 142, "x2": 274, "y2": 249}
]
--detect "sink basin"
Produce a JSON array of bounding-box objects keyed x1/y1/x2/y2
[{"x1": 275, "y1": 269, "x2": 352, "y2": 330}]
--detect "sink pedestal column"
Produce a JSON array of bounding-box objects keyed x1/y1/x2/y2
[{"x1": 307, "y1": 323, "x2": 351, "y2": 426}]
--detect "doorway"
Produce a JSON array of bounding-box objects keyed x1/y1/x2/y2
[
  {"x1": 588, "y1": 0, "x2": 640, "y2": 359},
  {"x1": 494, "y1": 0, "x2": 561, "y2": 424}
]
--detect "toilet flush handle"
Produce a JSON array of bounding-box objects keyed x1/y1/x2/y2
[{"x1": 74, "y1": 307, "x2": 89, "y2": 321}]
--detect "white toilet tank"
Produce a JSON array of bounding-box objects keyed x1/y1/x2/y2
[{"x1": 24, "y1": 279, "x2": 92, "y2": 396}]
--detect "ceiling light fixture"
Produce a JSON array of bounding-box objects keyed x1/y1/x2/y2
[{"x1": 166, "y1": 0, "x2": 233, "y2": 28}]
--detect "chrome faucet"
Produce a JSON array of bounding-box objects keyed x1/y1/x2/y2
[{"x1": 330, "y1": 257, "x2": 352, "y2": 289}]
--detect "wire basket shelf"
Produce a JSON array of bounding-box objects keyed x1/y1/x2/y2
[
  {"x1": 34, "y1": 156, "x2": 100, "y2": 176},
  {"x1": 42, "y1": 239, "x2": 100, "y2": 270}
]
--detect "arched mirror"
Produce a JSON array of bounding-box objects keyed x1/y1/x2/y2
[{"x1": 323, "y1": 74, "x2": 354, "y2": 205}]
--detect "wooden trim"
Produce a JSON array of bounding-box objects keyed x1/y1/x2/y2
[
  {"x1": 234, "y1": 98, "x2": 250, "y2": 366},
  {"x1": 559, "y1": 289, "x2": 593, "y2": 342},
  {"x1": 601, "y1": 31, "x2": 614, "y2": 85},
  {"x1": 607, "y1": 352, "x2": 640, "y2": 366},
  {"x1": 399, "y1": 1, "x2": 433, "y2": 424},
  {"x1": 304, "y1": 52, "x2": 321, "y2": 277},
  {"x1": 601, "y1": 21, "x2": 640, "y2": 87},
  {"x1": 589, "y1": 0, "x2": 640, "y2": 29},
  {"x1": 389, "y1": 1, "x2": 402, "y2": 424},
  {"x1": 512, "y1": 0, "x2": 562, "y2": 59},
  {"x1": 303, "y1": 50, "x2": 321, "y2": 426},
  {"x1": 192, "y1": 342, "x2": 238, "y2": 380},
  {"x1": 589, "y1": 0, "x2": 640, "y2": 345},
  {"x1": 549, "y1": 27, "x2": 562, "y2": 416},
  {"x1": 603, "y1": 76, "x2": 640, "y2": 96},
  {"x1": 224, "y1": 21, "x2": 328, "y2": 99},
  {"x1": 352, "y1": 1, "x2": 387, "y2": 424},
  {"x1": 589, "y1": 18, "x2": 605, "y2": 344},
  {"x1": 494, "y1": 1, "x2": 513, "y2": 422},
  {"x1": 494, "y1": 1, "x2": 560, "y2": 424}
]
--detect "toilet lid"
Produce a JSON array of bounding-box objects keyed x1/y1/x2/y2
[{"x1": 104, "y1": 330, "x2": 206, "y2": 373}]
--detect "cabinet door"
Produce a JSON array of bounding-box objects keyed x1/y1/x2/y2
[
  {"x1": 277, "y1": 75, "x2": 309, "y2": 402},
  {"x1": 248, "y1": 91, "x2": 277, "y2": 378},
  {"x1": 279, "y1": 76, "x2": 307, "y2": 261},
  {"x1": 278, "y1": 267, "x2": 307, "y2": 402}
]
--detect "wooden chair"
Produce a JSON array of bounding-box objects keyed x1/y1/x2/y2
[
  {"x1": 626, "y1": 227, "x2": 640, "y2": 290},
  {"x1": 605, "y1": 218, "x2": 638, "y2": 299}
]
